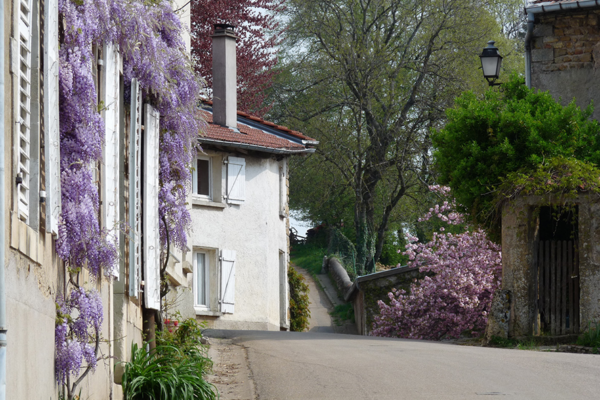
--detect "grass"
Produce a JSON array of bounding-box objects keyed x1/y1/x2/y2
[
  {"x1": 577, "y1": 322, "x2": 600, "y2": 350},
  {"x1": 488, "y1": 336, "x2": 540, "y2": 351},
  {"x1": 290, "y1": 242, "x2": 327, "y2": 276},
  {"x1": 330, "y1": 303, "x2": 355, "y2": 326}
]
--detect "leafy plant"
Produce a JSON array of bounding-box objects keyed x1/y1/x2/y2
[
  {"x1": 577, "y1": 322, "x2": 600, "y2": 349},
  {"x1": 288, "y1": 265, "x2": 311, "y2": 332},
  {"x1": 156, "y1": 313, "x2": 212, "y2": 374},
  {"x1": 121, "y1": 343, "x2": 217, "y2": 400}
]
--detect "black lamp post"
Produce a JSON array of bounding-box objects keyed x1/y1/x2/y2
[{"x1": 479, "y1": 40, "x2": 503, "y2": 86}]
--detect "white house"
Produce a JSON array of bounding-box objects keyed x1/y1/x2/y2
[{"x1": 172, "y1": 24, "x2": 317, "y2": 331}]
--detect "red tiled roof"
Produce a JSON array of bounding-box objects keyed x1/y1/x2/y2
[
  {"x1": 201, "y1": 100, "x2": 316, "y2": 142},
  {"x1": 528, "y1": 0, "x2": 595, "y2": 6},
  {"x1": 198, "y1": 109, "x2": 315, "y2": 152}
]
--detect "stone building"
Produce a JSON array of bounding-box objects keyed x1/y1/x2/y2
[
  {"x1": 490, "y1": 0, "x2": 600, "y2": 339},
  {"x1": 526, "y1": 0, "x2": 600, "y2": 118}
]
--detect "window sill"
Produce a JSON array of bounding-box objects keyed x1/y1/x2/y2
[
  {"x1": 191, "y1": 198, "x2": 226, "y2": 209},
  {"x1": 195, "y1": 308, "x2": 222, "y2": 317}
]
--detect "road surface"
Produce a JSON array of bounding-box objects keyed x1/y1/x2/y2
[{"x1": 206, "y1": 329, "x2": 600, "y2": 400}]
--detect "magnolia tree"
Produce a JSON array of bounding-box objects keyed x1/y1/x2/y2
[
  {"x1": 371, "y1": 186, "x2": 502, "y2": 340},
  {"x1": 55, "y1": 0, "x2": 202, "y2": 398}
]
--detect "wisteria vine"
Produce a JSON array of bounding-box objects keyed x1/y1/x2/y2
[
  {"x1": 371, "y1": 186, "x2": 502, "y2": 340},
  {"x1": 55, "y1": 0, "x2": 202, "y2": 396}
]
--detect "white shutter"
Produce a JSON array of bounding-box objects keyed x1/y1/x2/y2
[
  {"x1": 44, "y1": 0, "x2": 60, "y2": 235},
  {"x1": 143, "y1": 104, "x2": 161, "y2": 310},
  {"x1": 219, "y1": 249, "x2": 236, "y2": 314},
  {"x1": 129, "y1": 79, "x2": 142, "y2": 297},
  {"x1": 226, "y1": 156, "x2": 245, "y2": 204},
  {"x1": 16, "y1": 0, "x2": 33, "y2": 221},
  {"x1": 103, "y1": 44, "x2": 121, "y2": 278}
]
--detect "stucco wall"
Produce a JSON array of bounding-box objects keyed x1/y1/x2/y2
[
  {"x1": 185, "y1": 149, "x2": 289, "y2": 331},
  {"x1": 530, "y1": 9, "x2": 600, "y2": 120}
]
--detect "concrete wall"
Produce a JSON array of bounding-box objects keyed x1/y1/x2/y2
[
  {"x1": 350, "y1": 267, "x2": 423, "y2": 336},
  {"x1": 183, "y1": 149, "x2": 290, "y2": 331},
  {"x1": 530, "y1": 9, "x2": 600, "y2": 119}
]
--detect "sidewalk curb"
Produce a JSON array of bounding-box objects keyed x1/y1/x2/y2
[{"x1": 316, "y1": 274, "x2": 345, "y2": 308}]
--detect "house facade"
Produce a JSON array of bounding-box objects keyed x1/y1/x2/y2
[
  {"x1": 170, "y1": 24, "x2": 317, "y2": 331},
  {"x1": 1, "y1": 0, "x2": 194, "y2": 398}
]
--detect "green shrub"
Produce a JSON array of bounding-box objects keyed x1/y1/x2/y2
[
  {"x1": 121, "y1": 343, "x2": 217, "y2": 400},
  {"x1": 432, "y1": 73, "x2": 600, "y2": 240},
  {"x1": 288, "y1": 265, "x2": 311, "y2": 331}
]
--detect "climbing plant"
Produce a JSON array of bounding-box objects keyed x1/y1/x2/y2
[{"x1": 54, "y1": 0, "x2": 202, "y2": 398}]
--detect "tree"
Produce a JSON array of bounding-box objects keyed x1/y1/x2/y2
[
  {"x1": 272, "y1": 0, "x2": 522, "y2": 274},
  {"x1": 372, "y1": 186, "x2": 502, "y2": 340},
  {"x1": 190, "y1": 0, "x2": 285, "y2": 115},
  {"x1": 432, "y1": 74, "x2": 600, "y2": 240}
]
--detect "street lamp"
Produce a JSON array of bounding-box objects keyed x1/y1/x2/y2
[{"x1": 479, "y1": 40, "x2": 503, "y2": 86}]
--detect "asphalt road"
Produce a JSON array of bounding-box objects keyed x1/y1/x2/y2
[{"x1": 206, "y1": 329, "x2": 600, "y2": 400}]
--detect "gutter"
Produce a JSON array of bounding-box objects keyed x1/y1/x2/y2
[
  {"x1": 524, "y1": 0, "x2": 600, "y2": 88},
  {"x1": 0, "y1": 0, "x2": 8, "y2": 397},
  {"x1": 198, "y1": 137, "x2": 316, "y2": 155}
]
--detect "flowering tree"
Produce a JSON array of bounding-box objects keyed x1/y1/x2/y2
[
  {"x1": 371, "y1": 186, "x2": 502, "y2": 340},
  {"x1": 190, "y1": 0, "x2": 285, "y2": 115},
  {"x1": 55, "y1": 0, "x2": 202, "y2": 398}
]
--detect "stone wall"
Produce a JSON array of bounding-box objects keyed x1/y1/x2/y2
[{"x1": 531, "y1": 9, "x2": 600, "y2": 120}]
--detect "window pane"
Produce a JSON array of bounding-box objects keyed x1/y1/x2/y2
[
  {"x1": 197, "y1": 159, "x2": 210, "y2": 196},
  {"x1": 197, "y1": 253, "x2": 207, "y2": 306}
]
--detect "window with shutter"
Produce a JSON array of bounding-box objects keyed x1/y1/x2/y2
[
  {"x1": 44, "y1": 0, "x2": 60, "y2": 235},
  {"x1": 195, "y1": 252, "x2": 209, "y2": 308},
  {"x1": 143, "y1": 104, "x2": 161, "y2": 310},
  {"x1": 16, "y1": 0, "x2": 33, "y2": 222},
  {"x1": 219, "y1": 249, "x2": 236, "y2": 314},
  {"x1": 129, "y1": 79, "x2": 142, "y2": 298},
  {"x1": 103, "y1": 44, "x2": 121, "y2": 278},
  {"x1": 226, "y1": 156, "x2": 245, "y2": 205},
  {"x1": 192, "y1": 157, "x2": 211, "y2": 199}
]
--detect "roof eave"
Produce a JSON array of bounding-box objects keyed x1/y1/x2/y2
[{"x1": 198, "y1": 137, "x2": 316, "y2": 155}]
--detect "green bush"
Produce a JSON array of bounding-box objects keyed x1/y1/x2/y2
[
  {"x1": 288, "y1": 265, "x2": 311, "y2": 332},
  {"x1": 432, "y1": 73, "x2": 600, "y2": 240},
  {"x1": 121, "y1": 343, "x2": 217, "y2": 400}
]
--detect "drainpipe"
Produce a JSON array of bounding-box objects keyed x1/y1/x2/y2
[
  {"x1": 524, "y1": 13, "x2": 535, "y2": 89},
  {"x1": 0, "y1": 0, "x2": 8, "y2": 398}
]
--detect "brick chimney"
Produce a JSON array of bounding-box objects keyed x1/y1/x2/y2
[{"x1": 212, "y1": 23, "x2": 237, "y2": 128}]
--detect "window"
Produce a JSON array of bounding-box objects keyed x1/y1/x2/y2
[
  {"x1": 195, "y1": 252, "x2": 210, "y2": 308},
  {"x1": 193, "y1": 157, "x2": 212, "y2": 199}
]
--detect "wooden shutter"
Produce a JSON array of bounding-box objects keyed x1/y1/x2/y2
[
  {"x1": 143, "y1": 104, "x2": 161, "y2": 310},
  {"x1": 15, "y1": 0, "x2": 33, "y2": 221},
  {"x1": 44, "y1": 0, "x2": 60, "y2": 235},
  {"x1": 103, "y1": 44, "x2": 121, "y2": 278},
  {"x1": 219, "y1": 249, "x2": 236, "y2": 314},
  {"x1": 129, "y1": 79, "x2": 142, "y2": 297},
  {"x1": 226, "y1": 156, "x2": 245, "y2": 204}
]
